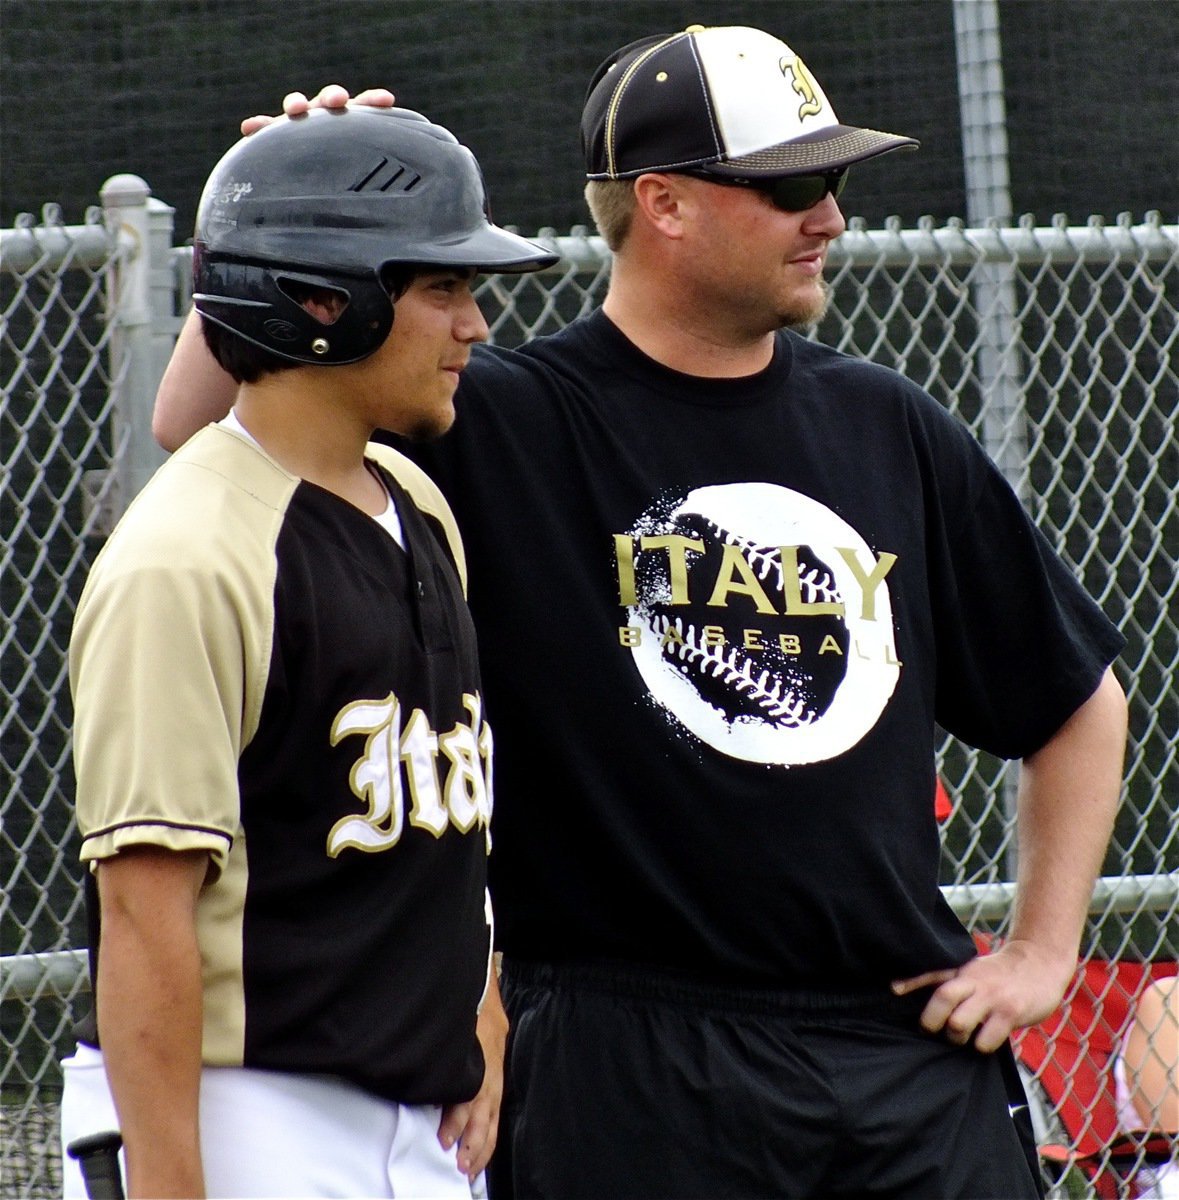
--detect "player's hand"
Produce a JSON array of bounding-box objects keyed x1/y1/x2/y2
[
  {"x1": 239, "y1": 85, "x2": 396, "y2": 136},
  {"x1": 437, "y1": 998, "x2": 508, "y2": 1181},
  {"x1": 892, "y1": 938, "x2": 1076, "y2": 1053}
]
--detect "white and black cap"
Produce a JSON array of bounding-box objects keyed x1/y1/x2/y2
[{"x1": 582, "y1": 25, "x2": 918, "y2": 180}]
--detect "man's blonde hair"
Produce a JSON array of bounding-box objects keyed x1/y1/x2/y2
[{"x1": 584, "y1": 180, "x2": 637, "y2": 252}]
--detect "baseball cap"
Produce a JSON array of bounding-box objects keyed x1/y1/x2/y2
[{"x1": 582, "y1": 25, "x2": 919, "y2": 180}]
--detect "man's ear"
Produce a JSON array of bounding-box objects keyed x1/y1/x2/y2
[{"x1": 632, "y1": 173, "x2": 689, "y2": 241}]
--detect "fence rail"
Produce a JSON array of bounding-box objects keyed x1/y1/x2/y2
[
  {"x1": 3, "y1": 182, "x2": 1176, "y2": 1198},
  {"x1": 5, "y1": 873, "x2": 1177, "y2": 1004}
]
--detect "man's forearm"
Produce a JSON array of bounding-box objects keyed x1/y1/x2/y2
[
  {"x1": 96, "y1": 849, "x2": 208, "y2": 1198},
  {"x1": 152, "y1": 309, "x2": 237, "y2": 452},
  {"x1": 895, "y1": 667, "x2": 1127, "y2": 1050},
  {"x1": 1009, "y1": 667, "x2": 1128, "y2": 971}
]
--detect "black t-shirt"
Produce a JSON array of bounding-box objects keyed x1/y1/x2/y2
[{"x1": 401, "y1": 310, "x2": 1123, "y2": 988}]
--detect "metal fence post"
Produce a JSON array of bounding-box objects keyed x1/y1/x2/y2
[
  {"x1": 953, "y1": 0, "x2": 1026, "y2": 877},
  {"x1": 99, "y1": 174, "x2": 174, "y2": 511}
]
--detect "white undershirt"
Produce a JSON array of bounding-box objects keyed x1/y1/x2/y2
[{"x1": 220, "y1": 409, "x2": 405, "y2": 548}]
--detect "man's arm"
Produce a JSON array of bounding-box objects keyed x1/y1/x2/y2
[
  {"x1": 96, "y1": 846, "x2": 208, "y2": 1198},
  {"x1": 437, "y1": 967, "x2": 509, "y2": 1181},
  {"x1": 152, "y1": 310, "x2": 236, "y2": 451},
  {"x1": 894, "y1": 666, "x2": 1128, "y2": 1051}
]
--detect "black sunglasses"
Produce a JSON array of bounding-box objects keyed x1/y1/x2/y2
[{"x1": 690, "y1": 168, "x2": 849, "y2": 213}]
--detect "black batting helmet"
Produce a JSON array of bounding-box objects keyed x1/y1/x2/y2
[{"x1": 192, "y1": 106, "x2": 558, "y2": 366}]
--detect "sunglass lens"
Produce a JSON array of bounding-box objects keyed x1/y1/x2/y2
[{"x1": 768, "y1": 170, "x2": 847, "y2": 211}]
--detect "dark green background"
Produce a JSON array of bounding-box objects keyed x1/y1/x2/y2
[{"x1": 3, "y1": 0, "x2": 1177, "y2": 237}]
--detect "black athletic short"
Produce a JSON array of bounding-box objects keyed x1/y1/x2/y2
[{"x1": 489, "y1": 959, "x2": 1044, "y2": 1200}]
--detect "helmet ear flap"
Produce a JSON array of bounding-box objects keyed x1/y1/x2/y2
[{"x1": 193, "y1": 255, "x2": 394, "y2": 365}]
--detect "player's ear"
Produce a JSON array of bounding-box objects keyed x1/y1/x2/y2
[
  {"x1": 300, "y1": 285, "x2": 350, "y2": 326},
  {"x1": 280, "y1": 280, "x2": 350, "y2": 326}
]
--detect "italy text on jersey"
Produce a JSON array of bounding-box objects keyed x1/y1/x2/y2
[
  {"x1": 326, "y1": 691, "x2": 493, "y2": 855},
  {"x1": 614, "y1": 483, "x2": 900, "y2": 766}
]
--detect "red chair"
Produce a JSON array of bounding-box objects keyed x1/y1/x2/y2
[{"x1": 988, "y1": 939, "x2": 1178, "y2": 1197}]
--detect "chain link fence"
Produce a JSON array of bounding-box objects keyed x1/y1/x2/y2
[{"x1": 3, "y1": 185, "x2": 1176, "y2": 1198}]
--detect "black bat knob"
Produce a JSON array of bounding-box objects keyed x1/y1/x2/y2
[{"x1": 67, "y1": 1130, "x2": 125, "y2": 1200}]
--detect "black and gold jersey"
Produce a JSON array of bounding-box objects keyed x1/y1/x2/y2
[{"x1": 71, "y1": 425, "x2": 490, "y2": 1105}]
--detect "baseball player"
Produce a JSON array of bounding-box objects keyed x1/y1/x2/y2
[
  {"x1": 153, "y1": 26, "x2": 1128, "y2": 1199},
  {"x1": 60, "y1": 106, "x2": 555, "y2": 1198}
]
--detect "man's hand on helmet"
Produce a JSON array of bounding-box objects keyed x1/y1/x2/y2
[{"x1": 240, "y1": 86, "x2": 396, "y2": 136}]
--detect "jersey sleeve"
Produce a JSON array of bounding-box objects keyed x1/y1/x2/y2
[
  {"x1": 70, "y1": 442, "x2": 284, "y2": 875},
  {"x1": 925, "y1": 413, "x2": 1124, "y2": 759}
]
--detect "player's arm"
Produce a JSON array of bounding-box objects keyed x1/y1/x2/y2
[
  {"x1": 95, "y1": 846, "x2": 209, "y2": 1198},
  {"x1": 152, "y1": 85, "x2": 394, "y2": 452},
  {"x1": 894, "y1": 665, "x2": 1127, "y2": 1051},
  {"x1": 438, "y1": 967, "x2": 509, "y2": 1181}
]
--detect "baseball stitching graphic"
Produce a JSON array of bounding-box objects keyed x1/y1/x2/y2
[{"x1": 620, "y1": 482, "x2": 901, "y2": 765}]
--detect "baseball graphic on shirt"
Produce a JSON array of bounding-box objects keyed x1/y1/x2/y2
[{"x1": 618, "y1": 482, "x2": 900, "y2": 765}]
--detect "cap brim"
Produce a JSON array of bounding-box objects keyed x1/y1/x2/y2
[{"x1": 704, "y1": 125, "x2": 919, "y2": 177}]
